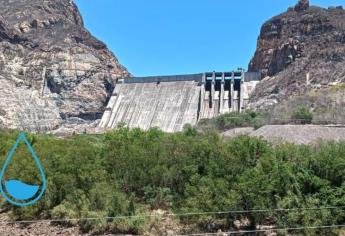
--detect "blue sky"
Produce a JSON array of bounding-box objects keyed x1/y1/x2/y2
[{"x1": 75, "y1": 0, "x2": 344, "y2": 76}]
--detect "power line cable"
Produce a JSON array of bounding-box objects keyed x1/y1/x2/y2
[
  {"x1": 176, "y1": 224, "x2": 345, "y2": 236},
  {"x1": 0, "y1": 206, "x2": 344, "y2": 224}
]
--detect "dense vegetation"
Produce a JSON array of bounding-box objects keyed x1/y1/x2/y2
[
  {"x1": 198, "y1": 110, "x2": 267, "y2": 131},
  {"x1": 291, "y1": 107, "x2": 313, "y2": 124},
  {"x1": 198, "y1": 108, "x2": 315, "y2": 132},
  {"x1": 0, "y1": 128, "x2": 344, "y2": 235}
]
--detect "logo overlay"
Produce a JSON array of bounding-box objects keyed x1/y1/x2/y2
[{"x1": 0, "y1": 132, "x2": 46, "y2": 206}]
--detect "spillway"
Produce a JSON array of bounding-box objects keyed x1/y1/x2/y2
[
  {"x1": 99, "y1": 80, "x2": 201, "y2": 132},
  {"x1": 99, "y1": 71, "x2": 261, "y2": 132}
]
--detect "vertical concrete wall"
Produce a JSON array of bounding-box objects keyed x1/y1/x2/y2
[{"x1": 242, "y1": 80, "x2": 260, "y2": 109}]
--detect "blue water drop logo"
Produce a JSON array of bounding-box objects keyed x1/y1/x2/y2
[{"x1": 0, "y1": 132, "x2": 46, "y2": 206}]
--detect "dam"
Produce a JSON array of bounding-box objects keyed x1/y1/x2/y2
[{"x1": 99, "y1": 71, "x2": 260, "y2": 132}]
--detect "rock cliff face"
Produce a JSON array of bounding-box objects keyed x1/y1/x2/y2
[
  {"x1": 0, "y1": 0, "x2": 129, "y2": 132},
  {"x1": 248, "y1": 0, "x2": 345, "y2": 111}
]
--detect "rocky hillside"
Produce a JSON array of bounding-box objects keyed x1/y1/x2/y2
[
  {"x1": 0, "y1": 0, "x2": 129, "y2": 132},
  {"x1": 249, "y1": 0, "x2": 345, "y2": 121}
]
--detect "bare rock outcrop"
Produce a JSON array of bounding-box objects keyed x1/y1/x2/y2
[
  {"x1": 294, "y1": 0, "x2": 310, "y2": 12},
  {"x1": 248, "y1": 1, "x2": 345, "y2": 113},
  {"x1": 0, "y1": 0, "x2": 130, "y2": 132}
]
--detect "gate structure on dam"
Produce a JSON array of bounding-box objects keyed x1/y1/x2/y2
[{"x1": 99, "y1": 71, "x2": 260, "y2": 132}]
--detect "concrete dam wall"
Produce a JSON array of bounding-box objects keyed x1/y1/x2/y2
[{"x1": 99, "y1": 71, "x2": 260, "y2": 132}]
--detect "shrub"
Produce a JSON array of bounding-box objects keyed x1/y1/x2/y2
[
  {"x1": 215, "y1": 110, "x2": 266, "y2": 130},
  {"x1": 291, "y1": 107, "x2": 313, "y2": 124},
  {"x1": 143, "y1": 186, "x2": 174, "y2": 209}
]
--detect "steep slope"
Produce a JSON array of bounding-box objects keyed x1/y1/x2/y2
[
  {"x1": 248, "y1": 0, "x2": 345, "y2": 121},
  {"x1": 0, "y1": 0, "x2": 130, "y2": 132}
]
